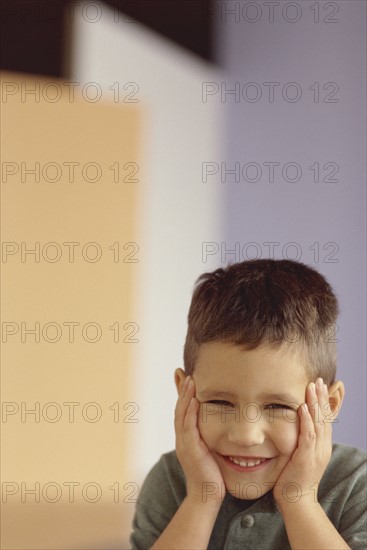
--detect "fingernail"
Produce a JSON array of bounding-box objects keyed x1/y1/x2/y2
[
  {"x1": 316, "y1": 377, "x2": 324, "y2": 388},
  {"x1": 310, "y1": 382, "x2": 316, "y2": 393}
]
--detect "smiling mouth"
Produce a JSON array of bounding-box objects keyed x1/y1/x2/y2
[
  {"x1": 228, "y1": 456, "x2": 268, "y2": 467},
  {"x1": 220, "y1": 455, "x2": 274, "y2": 469}
]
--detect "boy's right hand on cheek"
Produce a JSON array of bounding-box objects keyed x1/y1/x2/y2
[{"x1": 174, "y1": 376, "x2": 225, "y2": 506}]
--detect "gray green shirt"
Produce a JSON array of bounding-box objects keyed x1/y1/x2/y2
[{"x1": 130, "y1": 443, "x2": 366, "y2": 549}]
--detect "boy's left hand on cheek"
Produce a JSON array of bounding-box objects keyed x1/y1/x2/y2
[{"x1": 273, "y1": 378, "x2": 333, "y2": 506}]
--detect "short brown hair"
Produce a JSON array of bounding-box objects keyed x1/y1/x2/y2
[{"x1": 183, "y1": 259, "x2": 339, "y2": 385}]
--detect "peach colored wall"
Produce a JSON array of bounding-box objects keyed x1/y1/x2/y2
[{"x1": 1, "y1": 71, "x2": 139, "y2": 548}]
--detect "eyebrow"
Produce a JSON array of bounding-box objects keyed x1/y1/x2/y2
[
  {"x1": 199, "y1": 390, "x2": 238, "y2": 399},
  {"x1": 198, "y1": 390, "x2": 299, "y2": 403},
  {"x1": 258, "y1": 392, "x2": 299, "y2": 404}
]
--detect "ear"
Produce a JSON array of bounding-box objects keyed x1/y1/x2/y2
[
  {"x1": 174, "y1": 368, "x2": 188, "y2": 395},
  {"x1": 327, "y1": 380, "x2": 345, "y2": 421}
]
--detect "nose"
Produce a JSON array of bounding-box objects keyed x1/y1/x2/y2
[{"x1": 227, "y1": 411, "x2": 266, "y2": 447}]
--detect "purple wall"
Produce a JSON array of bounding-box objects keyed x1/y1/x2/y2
[{"x1": 211, "y1": 1, "x2": 366, "y2": 449}]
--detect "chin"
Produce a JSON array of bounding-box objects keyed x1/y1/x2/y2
[{"x1": 224, "y1": 478, "x2": 270, "y2": 500}]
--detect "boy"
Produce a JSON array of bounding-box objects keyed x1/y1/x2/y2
[{"x1": 130, "y1": 259, "x2": 366, "y2": 549}]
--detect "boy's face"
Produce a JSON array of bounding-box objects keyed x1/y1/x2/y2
[{"x1": 194, "y1": 341, "x2": 311, "y2": 500}]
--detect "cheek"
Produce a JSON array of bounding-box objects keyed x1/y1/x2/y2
[
  {"x1": 198, "y1": 407, "x2": 223, "y2": 447},
  {"x1": 272, "y1": 419, "x2": 300, "y2": 455}
]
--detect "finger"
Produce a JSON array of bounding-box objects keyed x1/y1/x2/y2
[
  {"x1": 314, "y1": 379, "x2": 326, "y2": 428},
  {"x1": 174, "y1": 376, "x2": 191, "y2": 429},
  {"x1": 297, "y1": 403, "x2": 317, "y2": 453},
  {"x1": 309, "y1": 379, "x2": 334, "y2": 460},
  {"x1": 314, "y1": 379, "x2": 326, "y2": 420},
  {"x1": 313, "y1": 379, "x2": 332, "y2": 428},
  {"x1": 314, "y1": 381, "x2": 333, "y2": 467},
  {"x1": 180, "y1": 374, "x2": 191, "y2": 396},
  {"x1": 307, "y1": 380, "x2": 325, "y2": 436},
  {"x1": 306, "y1": 382, "x2": 321, "y2": 426},
  {"x1": 315, "y1": 378, "x2": 328, "y2": 418},
  {"x1": 175, "y1": 378, "x2": 197, "y2": 432},
  {"x1": 321, "y1": 382, "x2": 334, "y2": 425},
  {"x1": 175, "y1": 375, "x2": 190, "y2": 413},
  {"x1": 179, "y1": 398, "x2": 201, "y2": 457},
  {"x1": 183, "y1": 396, "x2": 200, "y2": 435},
  {"x1": 315, "y1": 379, "x2": 333, "y2": 441}
]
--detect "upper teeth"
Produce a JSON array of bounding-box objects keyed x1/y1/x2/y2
[{"x1": 229, "y1": 456, "x2": 266, "y2": 467}]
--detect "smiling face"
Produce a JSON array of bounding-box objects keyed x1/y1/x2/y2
[{"x1": 193, "y1": 341, "x2": 310, "y2": 500}]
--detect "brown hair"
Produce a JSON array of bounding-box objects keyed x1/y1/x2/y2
[{"x1": 183, "y1": 259, "x2": 339, "y2": 385}]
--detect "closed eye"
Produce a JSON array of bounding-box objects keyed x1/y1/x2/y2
[
  {"x1": 206, "y1": 400, "x2": 234, "y2": 407},
  {"x1": 205, "y1": 401, "x2": 295, "y2": 411},
  {"x1": 265, "y1": 403, "x2": 293, "y2": 410}
]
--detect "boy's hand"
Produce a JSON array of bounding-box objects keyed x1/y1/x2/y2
[
  {"x1": 174, "y1": 375, "x2": 225, "y2": 506},
  {"x1": 273, "y1": 378, "x2": 333, "y2": 507}
]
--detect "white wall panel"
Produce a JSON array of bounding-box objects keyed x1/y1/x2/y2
[{"x1": 70, "y1": 1, "x2": 224, "y2": 478}]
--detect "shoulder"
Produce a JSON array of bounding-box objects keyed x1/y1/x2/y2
[
  {"x1": 327, "y1": 443, "x2": 366, "y2": 478},
  {"x1": 130, "y1": 451, "x2": 186, "y2": 550},
  {"x1": 320, "y1": 444, "x2": 367, "y2": 548},
  {"x1": 138, "y1": 449, "x2": 186, "y2": 510},
  {"x1": 331, "y1": 442, "x2": 367, "y2": 462},
  {"x1": 320, "y1": 443, "x2": 366, "y2": 491},
  {"x1": 319, "y1": 443, "x2": 366, "y2": 509}
]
